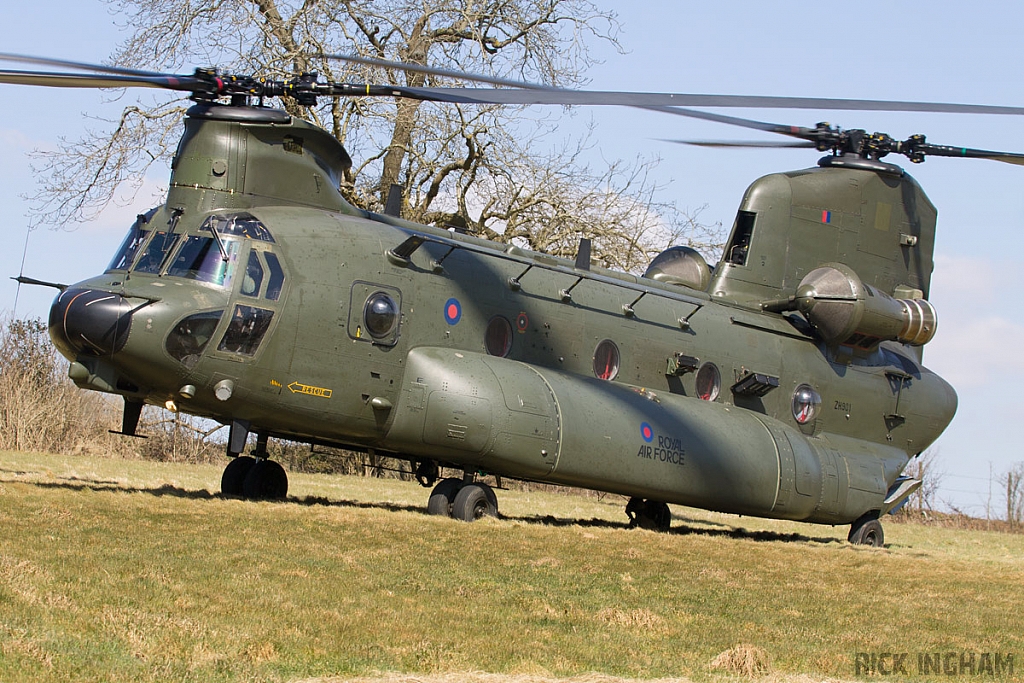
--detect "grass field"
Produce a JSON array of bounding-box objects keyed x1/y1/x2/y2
[{"x1": 1, "y1": 450, "x2": 1022, "y2": 683}]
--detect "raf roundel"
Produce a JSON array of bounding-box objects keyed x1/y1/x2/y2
[
  {"x1": 640, "y1": 422, "x2": 654, "y2": 443},
  {"x1": 444, "y1": 297, "x2": 462, "y2": 325}
]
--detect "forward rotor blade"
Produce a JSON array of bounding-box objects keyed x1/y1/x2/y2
[
  {"x1": 323, "y1": 54, "x2": 819, "y2": 138},
  {"x1": 400, "y1": 87, "x2": 1024, "y2": 116},
  {"x1": 0, "y1": 68, "x2": 201, "y2": 91},
  {"x1": 321, "y1": 52, "x2": 552, "y2": 91},
  {"x1": 915, "y1": 143, "x2": 1024, "y2": 165},
  {"x1": 0, "y1": 52, "x2": 171, "y2": 78}
]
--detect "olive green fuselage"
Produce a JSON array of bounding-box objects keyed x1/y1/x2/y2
[{"x1": 53, "y1": 105, "x2": 957, "y2": 527}]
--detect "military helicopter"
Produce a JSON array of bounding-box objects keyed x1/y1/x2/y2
[{"x1": 5, "y1": 53, "x2": 1023, "y2": 546}]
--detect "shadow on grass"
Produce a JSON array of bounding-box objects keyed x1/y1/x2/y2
[
  {"x1": 508, "y1": 511, "x2": 843, "y2": 544},
  {"x1": 13, "y1": 474, "x2": 843, "y2": 545}
]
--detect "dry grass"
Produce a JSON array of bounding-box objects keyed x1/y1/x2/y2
[
  {"x1": 709, "y1": 645, "x2": 771, "y2": 678},
  {"x1": 1, "y1": 450, "x2": 1023, "y2": 683}
]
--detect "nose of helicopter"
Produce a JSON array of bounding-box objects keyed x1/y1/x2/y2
[{"x1": 49, "y1": 288, "x2": 134, "y2": 358}]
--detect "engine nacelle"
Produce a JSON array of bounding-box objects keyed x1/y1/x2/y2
[{"x1": 795, "y1": 263, "x2": 937, "y2": 348}]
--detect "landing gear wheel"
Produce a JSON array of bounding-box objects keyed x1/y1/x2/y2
[
  {"x1": 221, "y1": 456, "x2": 256, "y2": 497},
  {"x1": 427, "y1": 478, "x2": 463, "y2": 516},
  {"x1": 242, "y1": 459, "x2": 289, "y2": 500},
  {"x1": 848, "y1": 514, "x2": 884, "y2": 547},
  {"x1": 626, "y1": 497, "x2": 671, "y2": 532},
  {"x1": 451, "y1": 482, "x2": 498, "y2": 521}
]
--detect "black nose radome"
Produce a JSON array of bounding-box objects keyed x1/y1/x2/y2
[{"x1": 49, "y1": 288, "x2": 134, "y2": 358}]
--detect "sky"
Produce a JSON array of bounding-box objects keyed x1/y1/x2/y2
[{"x1": 2, "y1": 1, "x2": 1023, "y2": 517}]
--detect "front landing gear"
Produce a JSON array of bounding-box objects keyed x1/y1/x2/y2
[
  {"x1": 219, "y1": 424, "x2": 288, "y2": 500},
  {"x1": 848, "y1": 513, "x2": 884, "y2": 547},
  {"x1": 221, "y1": 455, "x2": 289, "y2": 500},
  {"x1": 626, "y1": 497, "x2": 672, "y2": 531},
  {"x1": 426, "y1": 476, "x2": 498, "y2": 521},
  {"x1": 221, "y1": 456, "x2": 256, "y2": 496}
]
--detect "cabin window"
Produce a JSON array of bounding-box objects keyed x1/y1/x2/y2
[
  {"x1": 349, "y1": 282, "x2": 402, "y2": 346},
  {"x1": 363, "y1": 292, "x2": 400, "y2": 340},
  {"x1": 218, "y1": 305, "x2": 274, "y2": 355},
  {"x1": 724, "y1": 210, "x2": 756, "y2": 266},
  {"x1": 485, "y1": 316, "x2": 513, "y2": 357},
  {"x1": 792, "y1": 384, "x2": 822, "y2": 424},
  {"x1": 695, "y1": 362, "x2": 721, "y2": 401},
  {"x1": 593, "y1": 340, "x2": 620, "y2": 381},
  {"x1": 165, "y1": 310, "x2": 224, "y2": 368}
]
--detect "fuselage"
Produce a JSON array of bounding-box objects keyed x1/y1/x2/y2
[{"x1": 48, "y1": 103, "x2": 957, "y2": 527}]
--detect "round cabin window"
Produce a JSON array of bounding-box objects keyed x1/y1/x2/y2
[
  {"x1": 364, "y1": 292, "x2": 399, "y2": 339},
  {"x1": 695, "y1": 362, "x2": 721, "y2": 401},
  {"x1": 485, "y1": 316, "x2": 513, "y2": 357},
  {"x1": 593, "y1": 340, "x2": 620, "y2": 380},
  {"x1": 792, "y1": 384, "x2": 822, "y2": 424}
]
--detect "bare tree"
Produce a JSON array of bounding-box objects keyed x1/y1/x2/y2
[
  {"x1": 903, "y1": 448, "x2": 945, "y2": 515},
  {"x1": 1001, "y1": 463, "x2": 1024, "y2": 527},
  {"x1": 28, "y1": 0, "x2": 722, "y2": 268}
]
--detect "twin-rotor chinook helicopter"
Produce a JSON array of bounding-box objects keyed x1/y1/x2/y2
[{"x1": 6, "y1": 53, "x2": 1024, "y2": 545}]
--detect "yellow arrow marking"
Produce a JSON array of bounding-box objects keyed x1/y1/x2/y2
[{"x1": 288, "y1": 381, "x2": 333, "y2": 399}]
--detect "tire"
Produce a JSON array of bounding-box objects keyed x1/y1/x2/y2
[
  {"x1": 451, "y1": 482, "x2": 498, "y2": 521},
  {"x1": 427, "y1": 478, "x2": 463, "y2": 516},
  {"x1": 221, "y1": 456, "x2": 256, "y2": 497},
  {"x1": 242, "y1": 459, "x2": 289, "y2": 500},
  {"x1": 628, "y1": 498, "x2": 671, "y2": 532},
  {"x1": 848, "y1": 516, "x2": 884, "y2": 547},
  {"x1": 649, "y1": 501, "x2": 672, "y2": 532}
]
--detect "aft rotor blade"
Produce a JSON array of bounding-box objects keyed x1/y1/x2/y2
[
  {"x1": 641, "y1": 105, "x2": 818, "y2": 138},
  {"x1": 324, "y1": 53, "x2": 1024, "y2": 116},
  {"x1": 661, "y1": 139, "x2": 817, "y2": 149}
]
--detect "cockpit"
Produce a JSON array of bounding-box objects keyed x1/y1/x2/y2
[
  {"x1": 106, "y1": 211, "x2": 275, "y2": 290},
  {"x1": 106, "y1": 210, "x2": 287, "y2": 367}
]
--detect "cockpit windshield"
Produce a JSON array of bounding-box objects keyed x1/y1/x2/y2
[
  {"x1": 111, "y1": 211, "x2": 272, "y2": 289},
  {"x1": 202, "y1": 213, "x2": 275, "y2": 242},
  {"x1": 166, "y1": 236, "x2": 241, "y2": 287},
  {"x1": 106, "y1": 209, "x2": 157, "y2": 272}
]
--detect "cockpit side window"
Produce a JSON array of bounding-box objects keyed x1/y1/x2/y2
[
  {"x1": 165, "y1": 310, "x2": 224, "y2": 368},
  {"x1": 264, "y1": 252, "x2": 285, "y2": 301},
  {"x1": 241, "y1": 250, "x2": 264, "y2": 297}
]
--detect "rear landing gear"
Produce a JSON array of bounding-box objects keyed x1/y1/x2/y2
[
  {"x1": 426, "y1": 475, "x2": 498, "y2": 521},
  {"x1": 848, "y1": 513, "x2": 884, "y2": 546},
  {"x1": 626, "y1": 497, "x2": 672, "y2": 531}
]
